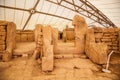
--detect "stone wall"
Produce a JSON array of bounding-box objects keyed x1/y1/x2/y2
[
  {"x1": 16, "y1": 30, "x2": 34, "y2": 42},
  {"x1": 93, "y1": 27, "x2": 119, "y2": 53},
  {"x1": 0, "y1": 21, "x2": 16, "y2": 61},
  {"x1": 62, "y1": 28, "x2": 75, "y2": 41}
]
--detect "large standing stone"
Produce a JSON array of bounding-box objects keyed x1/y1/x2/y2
[
  {"x1": 32, "y1": 24, "x2": 43, "y2": 60},
  {"x1": 85, "y1": 29, "x2": 108, "y2": 64},
  {"x1": 72, "y1": 15, "x2": 88, "y2": 54},
  {"x1": 42, "y1": 45, "x2": 53, "y2": 71},
  {"x1": 2, "y1": 22, "x2": 16, "y2": 61},
  {"x1": 42, "y1": 25, "x2": 54, "y2": 71},
  {"x1": 52, "y1": 28, "x2": 58, "y2": 53},
  {"x1": 34, "y1": 24, "x2": 43, "y2": 42}
]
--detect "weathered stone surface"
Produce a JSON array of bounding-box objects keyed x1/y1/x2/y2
[
  {"x1": 42, "y1": 45, "x2": 53, "y2": 71},
  {"x1": 32, "y1": 24, "x2": 43, "y2": 60},
  {"x1": 101, "y1": 38, "x2": 111, "y2": 42},
  {"x1": 28, "y1": 33, "x2": 34, "y2": 41},
  {"x1": 2, "y1": 22, "x2": 16, "y2": 61},
  {"x1": 93, "y1": 27, "x2": 103, "y2": 33},
  {"x1": 94, "y1": 33, "x2": 103, "y2": 38},
  {"x1": 0, "y1": 31, "x2": 6, "y2": 36},
  {"x1": 62, "y1": 28, "x2": 75, "y2": 42},
  {"x1": 42, "y1": 25, "x2": 54, "y2": 71},
  {"x1": 34, "y1": 24, "x2": 43, "y2": 42},
  {"x1": 0, "y1": 21, "x2": 8, "y2": 26},
  {"x1": 0, "y1": 40, "x2": 5, "y2": 45},
  {"x1": 103, "y1": 28, "x2": 115, "y2": 33},
  {"x1": 16, "y1": 30, "x2": 34, "y2": 42},
  {"x1": 72, "y1": 15, "x2": 88, "y2": 54},
  {"x1": 85, "y1": 29, "x2": 108, "y2": 64},
  {"x1": 16, "y1": 33, "x2": 21, "y2": 42},
  {"x1": 21, "y1": 34, "x2": 27, "y2": 42},
  {"x1": 52, "y1": 28, "x2": 58, "y2": 53},
  {"x1": 62, "y1": 30, "x2": 67, "y2": 42},
  {"x1": 52, "y1": 28, "x2": 58, "y2": 46},
  {"x1": 0, "y1": 45, "x2": 5, "y2": 51}
]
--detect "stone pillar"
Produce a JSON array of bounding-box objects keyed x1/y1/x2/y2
[
  {"x1": 72, "y1": 15, "x2": 88, "y2": 54},
  {"x1": 33, "y1": 24, "x2": 43, "y2": 60},
  {"x1": 2, "y1": 22, "x2": 16, "y2": 61},
  {"x1": 85, "y1": 28, "x2": 108, "y2": 64},
  {"x1": 42, "y1": 25, "x2": 54, "y2": 71}
]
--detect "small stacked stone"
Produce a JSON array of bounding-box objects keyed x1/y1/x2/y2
[{"x1": 0, "y1": 25, "x2": 7, "y2": 52}]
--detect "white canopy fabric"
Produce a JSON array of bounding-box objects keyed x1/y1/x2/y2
[{"x1": 0, "y1": 0, "x2": 120, "y2": 31}]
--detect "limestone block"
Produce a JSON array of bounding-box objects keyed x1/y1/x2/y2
[
  {"x1": 85, "y1": 29, "x2": 108, "y2": 64},
  {"x1": 27, "y1": 33, "x2": 34, "y2": 41},
  {"x1": 0, "y1": 40, "x2": 5, "y2": 45},
  {"x1": 42, "y1": 45, "x2": 53, "y2": 71},
  {"x1": 0, "y1": 31, "x2": 6, "y2": 36},
  {"x1": 111, "y1": 38, "x2": 117, "y2": 41},
  {"x1": 42, "y1": 26, "x2": 52, "y2": 46},
  {"x1": 62, "y1": 30, "x2": 67, "y2": 42},
  {"x1": 103, "y1": 33, "x2": 111, "y2": 35},
  {"x1": 66, "y1": 30, "x2": 75, "y2": 40},
  {"x1": 0, "y1": 45, "x2": 5, "y2": 51},
  {"x1": 16, "y1": 33, "x2": 21, "y2": 42},
  {"x1": 34, "y1": 24, "x2": 43, "y2": 42},
  {"x1": 3, "y1": 22, "x2": 16, "y2": 61},
  {"x1": 95, "y1": 38, "x2": 101, "y2": 43},
  {"x1": 0, "y1": 26, "x2": 6, "y2": 29},
  {"x1": 52, "y1": 28, "x2": 58, "y2": 46},
  {"x1": 21, "y1": 34, "x2": 27, "y2": 42},
  {"x1": 1, "y1": 35, "x2": 6, "y2": 40},
  {"x1": 94, "y1": 33, "x2": 103, "y2": 38},
  {"x1": 72, "y1": 15, "x2": 88, "y2": 54},
  {"x1": 103, "y1": 28, "x2": 115, "y2": 33},
  {"x1": 101, "y1": 38, "x2": 111, "y2": 42},
  {"x1": 112, "y1": 46, "x2": 119, "y2": 50},
  {"x1": 93, "y1": 27, "x2": 103, "y2": 33}
]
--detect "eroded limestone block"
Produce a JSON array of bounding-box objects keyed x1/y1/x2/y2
[
  {"x1": 2, "y1": 22, "x2": 16, "y2": 61},
  {"x1": 21, "y1": 34, "x2": 27, "y2": 42},
  {"x1": 42, "y1": 45, "x2": 53, "y2": 71},
  {"x1": 32, "y1": 24, "x2": 43, "y2": 60},
  {"x1": 0, "y1": 21, "x2": 8, "y2": 26},
  {"x1": 0, "y1": 45, "x2": 5, "y2": 51},
  {"x1": 85, "y1": 29, "x2": 108, "y2": 64},
  {"x1": 62, "y1": 30, "x2": 67, "y2": 42},
  {"x1": 42, "y1": 26, "x2": 54, "y2": 71},
  {"x1": 34, "y1": 24, "x2": 43, "y2": 42},
  {"x1": 42, "y1": 25, "x2": 52, "y2": 57},
  {"x1": 72, "y1": 15, "x2": 88, "y2": 54},
  {"x1": 52, "y1": 28, "x2": 58, "y2": 46}
]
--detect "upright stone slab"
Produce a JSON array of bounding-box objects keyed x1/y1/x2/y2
[
  {"x1": 42, "y1": 25, "x2": 54, "y2": 71},
  {"x1": 2, "y1": 22, "x2": 16, "y2": 61},
  {"x1": 34, "y1": 24, "x2": 43, "y2": 42},
  {"x1": 33, "y1": 24, "x2": 43, "y2": 60},
  {"x1": 42, "y1": 45, "x2": 53, "y2": 71},
  {"x1": 72, "y1": 15, "x2": 88, "y2": 54},
  {"x1": 52, "y1": 28, "x2": 58, "y2": 53},
  {"x1": 85, "y1": 29, "x2": 108, "y2": 64}
]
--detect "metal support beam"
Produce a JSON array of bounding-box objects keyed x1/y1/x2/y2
[
  {"x1": 36, "y1": 11, "x2": 72, "y2": 21},
  {"x1": 22, "y1": 0, "x2": 40, "y2": 30},
  {"x1": 46, "y1": 0, "x2": 117, "y2": 27}
]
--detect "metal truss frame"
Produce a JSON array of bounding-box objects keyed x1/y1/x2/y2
[
  {"x1": 46, "y1": 0, "x2": 117, "y2": 27},
  {"x1": 0, "y1": 0, "x2": 117, "y2": 30}
]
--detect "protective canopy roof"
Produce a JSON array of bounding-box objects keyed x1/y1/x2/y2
[{"x1": 0, "y1": 0, "x2": 120, "y2": 31}]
